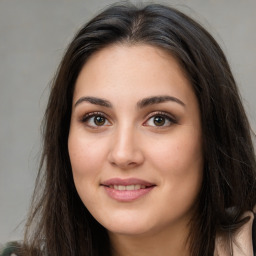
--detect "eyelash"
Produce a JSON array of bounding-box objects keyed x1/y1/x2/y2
[
  {"x1": 80, "y1": 111, "x2": 177, "y2": 128},
  {"x1": 143, "y1": 111, "x2": 178, "y2": 128},
  {"x1": 81, "y1": 112, "x2": 111, "y2": 128}
]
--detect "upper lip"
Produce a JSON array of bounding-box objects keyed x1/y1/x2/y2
[{"x1": 101, "y1": 178, "x2": 155, "y2": 187}]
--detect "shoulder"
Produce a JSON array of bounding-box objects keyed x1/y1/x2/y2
[
  {"x1": 215, "y1": 208, "x2": 256, "y2": 256},
  {"x1": 0, "y1": 242, "x2": 21, "y2": 256}
]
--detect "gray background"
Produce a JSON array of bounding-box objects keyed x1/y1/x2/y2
[{"x1": 0, "y1": 0, "x2": 255, "y2": 243}]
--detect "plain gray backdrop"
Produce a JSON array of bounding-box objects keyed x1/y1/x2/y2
[{"x1": 0, "y1": 0, "x2": 255, "y2": 243}]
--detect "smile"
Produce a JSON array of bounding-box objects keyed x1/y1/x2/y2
[
  {"x1": 101, "y1": 178, "x2": 155, "y2": 202},
  {"x1": 108, "y1": 184, "x2": 146, "y2": 190}
]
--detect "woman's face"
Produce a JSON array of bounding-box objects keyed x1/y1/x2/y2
[{"x1": 68, "y1": 44, "x2": 203, "y2": 238}]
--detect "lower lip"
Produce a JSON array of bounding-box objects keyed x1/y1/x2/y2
[{"x1": 103, "y1": 186, "x2": 154, "y2": 202}]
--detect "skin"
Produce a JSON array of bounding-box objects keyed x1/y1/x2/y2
[{"x1": 68, "y1": 44, "x2": 203, "y2": 256}]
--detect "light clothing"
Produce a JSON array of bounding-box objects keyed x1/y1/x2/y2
[{"x1": 215, "y1": 208, "x2": 256, "y2": 256}]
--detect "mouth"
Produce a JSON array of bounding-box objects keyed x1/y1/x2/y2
[
  {"x1": 107, "y1": 184, "x2": 148, "y2": 190},
  {"x1": 101, "y1": 178, "x2": 156, "y2": 202}
]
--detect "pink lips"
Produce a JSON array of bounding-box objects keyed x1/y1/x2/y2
[{"x1": 101, "y1": 178, "x2": 155, "y2": 202}]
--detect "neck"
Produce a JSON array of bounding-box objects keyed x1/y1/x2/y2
[{"x1": 109, "y1": 223, "x2": 191, "y2": 256}]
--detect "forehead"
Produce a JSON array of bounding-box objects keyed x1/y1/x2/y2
[{"x1": 73, "y1": 44, "x2": 195, "y2": 105}]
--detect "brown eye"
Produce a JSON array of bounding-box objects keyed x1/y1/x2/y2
[
  {"x1": 143, "y1": 112, "x2": 177, "y2": 128},
  {"x1": 153, "y1": 116, "x2": 165, "y2": 126},
  {"x1": 82, "y1": 112, "x2": 111, "y2": 128},
  {"x1": 94, "y1": 116, "x2": 106, "y2": 126}
]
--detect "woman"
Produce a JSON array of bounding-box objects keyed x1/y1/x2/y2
[{"x1": 1, "y1": 2, "x2": 255, "y2": 256}]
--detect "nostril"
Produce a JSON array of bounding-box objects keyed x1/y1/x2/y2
[{"x1": 107, "y1": 140, "x2": 145, "y2": 168}]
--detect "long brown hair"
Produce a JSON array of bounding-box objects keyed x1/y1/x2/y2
[{"x1": 23, "y1": 3, "x2": 256, "y2": 256}]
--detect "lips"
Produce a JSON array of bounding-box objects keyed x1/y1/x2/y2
[
  {"x1": 109, "y1": 184, "x2": 146, "y2": 190},
  {"x1": 101, "y1": 178, "x2": 154, "y2": 187},
  {"x1": 101, "y1": 178, "x2": 156, "y2": 202}
]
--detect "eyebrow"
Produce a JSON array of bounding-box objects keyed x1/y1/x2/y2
[
  {"x1": 137, "y1": 95, "x2": 185, "y2": 108},
  {"x1": 74, "y1": 96, "x2": 112, "y2": 108},
  {"x1": 74, "y1": 95, "x2": 185, "y2": 109}
]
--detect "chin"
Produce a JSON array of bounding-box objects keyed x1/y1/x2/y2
[
  {"x1": 97, "y1": 214, "x2": 152, "y2": 236},
  {"x1": 107, "y1": 224, "x2": 152, "y2": 237}
]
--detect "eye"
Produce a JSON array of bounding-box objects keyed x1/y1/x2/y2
[
  {"x1": 81, "y1": 112, "x2": 111, "y2": 128},
  {"x1": 143, "y1": 112, "x2": 177, "y2": 127}
]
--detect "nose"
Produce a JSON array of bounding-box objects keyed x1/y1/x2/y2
[{"x1": 107, "y1": 126, "x2": 144, "y2": 169}]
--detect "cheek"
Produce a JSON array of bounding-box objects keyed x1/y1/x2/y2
[
  {"x1": 150, "y1": 134, "x2": 202, "y2": 172},
  {"x1": 146, "y1": 127, "x2": 203, "y2": 201},
  {"x1": 68, "y1": 135, "x2": 103, "y2": 204},
  {"x1": 154, "y1": 134, "x2": 203, "y2": 208},
  {"x1": 68, "y1": 135, "x2": 101, "y2": 197},
  {"x1": 68, "y1": 134, "x2": 105, "y2": 175}
]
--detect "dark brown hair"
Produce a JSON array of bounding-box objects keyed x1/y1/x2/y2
[{"x1": 23, "y1": 2, "x2": 256, "y2": 256}]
